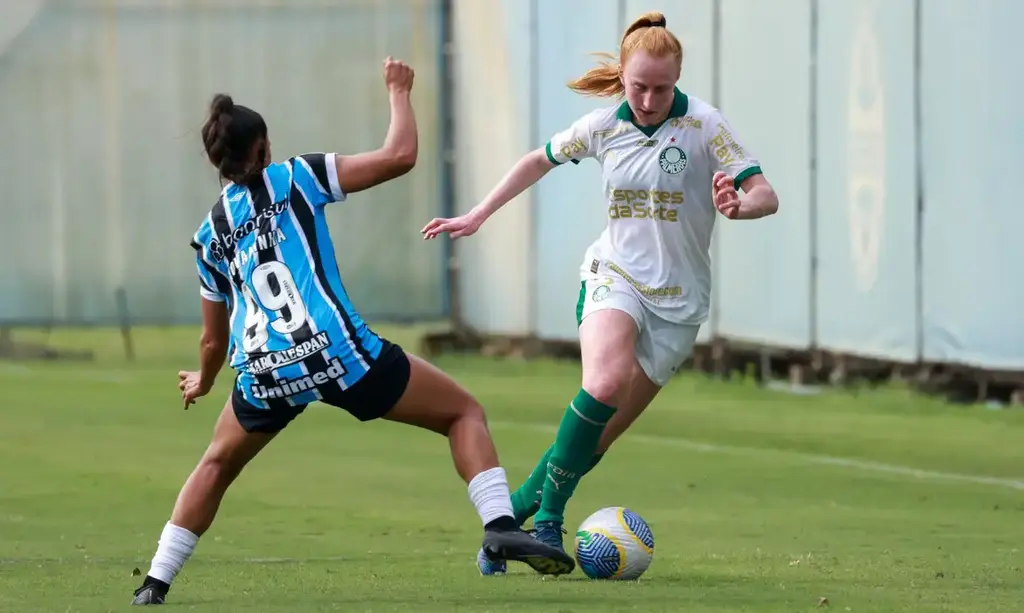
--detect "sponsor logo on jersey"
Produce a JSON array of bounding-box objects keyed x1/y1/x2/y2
[
  {"x1": 659, "y1": 146, "x2": 688, "y2": 174},
  {"x1": 245, "y1": 331, "x2": 331, "y2": 375},
  {"x1": 209, "y1": 199, "x2": 289, "y2": 262},
  {"x1": 250, "y1": 355, "x2": 347, "y2": 400},
  {"x1": 592, "y1": 125, "x2": 631, "y2": 139},
  {"x1": 636, "y1": 139, "x2": 658, "y2": 148},
  {"x1": 605, "y1": 261, "x2": 683, "y2": 301},
  {"x1": 669, "y1": 116, "x2": 702, "y2": 129},
  {"x1": 609, "y1": 188, "x2": 684, "y2": 205},
  {"x1": 607, "y1": 187, "x2": 684, "y2": 222},
  {"x1": 559, "y1": 137, "x2": 588, "y2": 160},
  {"x1": 709, "y1": 123, "x2": 747, "y2": 166}
]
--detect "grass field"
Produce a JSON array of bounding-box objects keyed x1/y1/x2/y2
[{"x1": 2, "y1": 325, "x2": 1024, "y2": 612}]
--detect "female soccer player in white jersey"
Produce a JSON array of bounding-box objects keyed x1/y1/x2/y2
[
  {"x1": 129, "y1": 58, "x2": 573, "y2": 605},
  {"x1": 422, "y1": 12, "x2": 779, "y2": 574}
]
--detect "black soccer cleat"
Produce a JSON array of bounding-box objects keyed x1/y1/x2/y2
[
  {"x1": 130, "y1": 576, "x2": 169, "y2": 606},
  {"x1": 481, "y1": 528, "x2": 576, "y2": 576}
]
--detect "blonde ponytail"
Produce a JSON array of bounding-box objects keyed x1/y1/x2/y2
[
  {"x1": 566, "y1": 12, "x2": 682, "y2": 98},
  {"x1": 567, "y1": 52, "x2": 624, "y2": 97}
]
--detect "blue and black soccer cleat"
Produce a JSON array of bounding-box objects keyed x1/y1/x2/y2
[
  {"x1": 480, "y1": 526, "x2": 574, "y2": 576},
  {"x1": 530, "y1": 520, "x2": 568, "y2": 556}
]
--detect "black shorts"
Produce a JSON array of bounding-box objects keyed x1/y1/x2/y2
[{"x1": 231, "y1": 341, "x2": 411, "y2": 434}]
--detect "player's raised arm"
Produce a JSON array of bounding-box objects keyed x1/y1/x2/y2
[{"x1": 333, "y1": 57, "x2": 418, "y2": 195}]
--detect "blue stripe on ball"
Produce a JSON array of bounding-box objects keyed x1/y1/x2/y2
[
  {"x1": 622, "y1": 508, "x2": 655, "y2": 550},
  {"x1": 575, "y1": 530, "x2": 622, "y2": 579}
]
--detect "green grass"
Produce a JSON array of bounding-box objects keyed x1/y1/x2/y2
[{"x1": 2, "y1": 325, "x2": 1024, "y2": 612}]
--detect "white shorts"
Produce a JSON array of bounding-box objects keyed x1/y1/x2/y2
[{"x1": 576, "y1": 273, "x2": 701, "y2": 387}]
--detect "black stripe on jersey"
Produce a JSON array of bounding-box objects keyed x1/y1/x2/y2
[
  {"x1": 209, "y1": 196, "x2": 238, "y2": 272},
  {"x1": 288, "y1": 181, "x2": 374, "y2": 366},
  {"x1": 199, "y1": 259, "x2": 233, "y2": 306},
  {"x1": 299, "y1": 153, "x2": 331, "y2": 195},
  {"x1": 252, "y1": 174, "x2": 330, "y2": 401},
  {"x1": 246, "y1": 179, "x2": 310, "y2": 408},
  {"x1": 210, "y1": 193, "x2": 277, "y2": 404},
  {"x1": 190, "y1": 238, "x2": 231, "y2": 306}
]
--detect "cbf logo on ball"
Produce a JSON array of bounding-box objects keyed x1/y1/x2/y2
[{"x1": 659, "y1": 146, "x2": 687, "y2": 174}]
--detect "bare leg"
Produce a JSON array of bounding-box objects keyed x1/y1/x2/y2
[
  {"x1": 132, "y1": 398, "x2": 276, "y2": 604},
  {"x1": 381, "y1": 352, "x2": 498, "y2": 483},
  {"x1": 170, "y1": 398, "x2": 277, "y2": 535},
  {"x1": 383, "y1": 352, "x2": 576, "y2": 575}
]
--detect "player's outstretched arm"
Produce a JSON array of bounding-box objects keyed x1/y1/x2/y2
[
  {"x1": 333, "y1": 57, "x2": 418, "y2": 195},
  {"x1": 421, "y1": 148, "x2": 554, "y2": 240}
]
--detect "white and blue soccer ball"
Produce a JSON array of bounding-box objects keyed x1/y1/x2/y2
[{"x1": 573, "y1": 506, "x2": 655, "y2": 580}]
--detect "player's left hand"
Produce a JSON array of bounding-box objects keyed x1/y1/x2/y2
[
  {"x1": 712, "y1": 171, "x2": 741, "y2": 219},
  {"x1": 178, "y1": 370, "x2": 212, "y2": 409}
]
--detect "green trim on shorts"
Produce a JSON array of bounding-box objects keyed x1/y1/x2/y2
[{"x1": 575, "y1": 281, "x2": 586, "y2": 327}]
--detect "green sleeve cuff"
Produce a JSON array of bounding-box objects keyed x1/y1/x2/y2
[
  {"x1": 734, "y1": 165, "x2": 762, "y2": 190},
  {"x1": 545, "y1": 141, "x2": 562, "y2": 166}
]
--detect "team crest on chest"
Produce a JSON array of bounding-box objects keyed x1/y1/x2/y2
[{"x1": 659, "y1": 146, "x2": 688, "y2": 174}]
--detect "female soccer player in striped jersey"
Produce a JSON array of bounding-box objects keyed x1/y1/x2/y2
[
  {"x1": 422, "y1": 12, "x2": 779, "y2": 575},
  {"x1": 130, "y1": 57, "x2": 573, "y2": 605}
]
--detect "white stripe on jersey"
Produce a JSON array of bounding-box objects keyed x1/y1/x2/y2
[{"x1": 296, "y1": 154, "x2": 346, "y2": 202}]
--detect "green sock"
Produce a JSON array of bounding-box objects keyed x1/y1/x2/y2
[
  {"x1": 534, "y1": 389, "x2": 616, "y2": 525},
  {"x1": 512, "y1": 447, "x2": 606, "y2": 524}
]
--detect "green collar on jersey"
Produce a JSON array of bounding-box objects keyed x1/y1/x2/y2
[{"x1": 616, "y1": 87, "x2": 689, "y2": 137}]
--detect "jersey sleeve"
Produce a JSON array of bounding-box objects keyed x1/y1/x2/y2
[
  {"x1": 195, "y1": 252, "x2": 227, "y2": 302},
  {"x1": 294, "y1": 152, "x2": 347, "y2": 206},
  {"x1": 703, "y1": 111, "x2": 763, "y2": 189},
  {"x1": 190, "y1": 225, "x2": 231, "y2": 303},
  {"x1": 544, "y1": 113, "x2": 597, "y2": 166}
]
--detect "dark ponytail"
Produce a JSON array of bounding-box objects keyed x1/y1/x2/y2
[{"x1": 201, "y1": 93, "x2": 269, "y2": 184}]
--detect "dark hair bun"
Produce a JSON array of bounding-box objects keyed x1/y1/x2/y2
[{"x1": 210, "y1": 93, "x2": 234, "y2": 116}]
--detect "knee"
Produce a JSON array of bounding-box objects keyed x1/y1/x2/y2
[
  {"x1": 436, "y1": 398, "x2": 487, "y2": 436},
  {"x1": 197, "y1": 446, "x2": 245, "y2": 485},
  {"x1": 582, "y1": 373, "x2": 629, "y2": 407}
]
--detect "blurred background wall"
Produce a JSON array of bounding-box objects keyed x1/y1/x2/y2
[
  {"x1": 451, "y1": 0, "x2": 1024, "y2": 373},
  {"x1": 1, "y1": 0, "x2": 1022, "y2": 374}
]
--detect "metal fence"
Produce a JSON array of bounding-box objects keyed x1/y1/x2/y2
[{"x1": 0, "y1": 0, "x2": 448, "y2": 326}]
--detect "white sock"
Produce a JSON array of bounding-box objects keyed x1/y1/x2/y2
[
  {"x1": 467, "y1": 467, "x2": 515, "y2": 527},
  {"x1": 146, "y1": 522, "x2": 199, "y2": 585}
]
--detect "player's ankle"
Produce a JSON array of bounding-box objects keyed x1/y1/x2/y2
[{"x1": 484, "y1": 515, "x2": 517, "y2": 532}]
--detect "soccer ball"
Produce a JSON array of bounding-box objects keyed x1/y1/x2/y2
[{"x1": 573, "y1": 506, "x2": 655, "y2": 580}]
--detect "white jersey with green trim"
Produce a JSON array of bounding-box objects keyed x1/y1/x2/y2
[{"x1": 545, "y1": 89, "x2": 762, "y2": 325}]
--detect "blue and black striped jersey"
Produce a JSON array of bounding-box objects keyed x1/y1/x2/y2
[{"x1": 191, "y1": 153, "x2": 383, "y2": 409}]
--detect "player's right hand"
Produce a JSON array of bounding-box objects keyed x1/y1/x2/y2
[
  {"x1": 178, "y1": 370, "x2": 212, "y2": 409},
  {"x1": 421, "y1": 210, "x2": 485, "y2": 240},
  {"x1": 383, "y1": 56, "x2": 415, "y2": 94}
]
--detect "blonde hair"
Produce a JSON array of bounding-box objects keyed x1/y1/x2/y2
[{"x1": 567, "y1": 12, "x2": 683, "y2": 98}]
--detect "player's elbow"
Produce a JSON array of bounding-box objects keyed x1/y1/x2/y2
[
  {"x1": 199, "y1": 327, "x2": 228, "y2": 355},
  {"x1": 200, "y1": 335, "x2": 227, "y2": 358},
  {"x1": 527, "y1": 147, "x2": 554, "y2": 170},
  {"x1": 391, "y1": 147, "x2": 417, "y2": 175},
  {"x1": 763, "y1": 187, "x2": 780, "y2": 216},
  {"x1": 385, "y1": 140, "x2": 417, "y2": 177}
]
